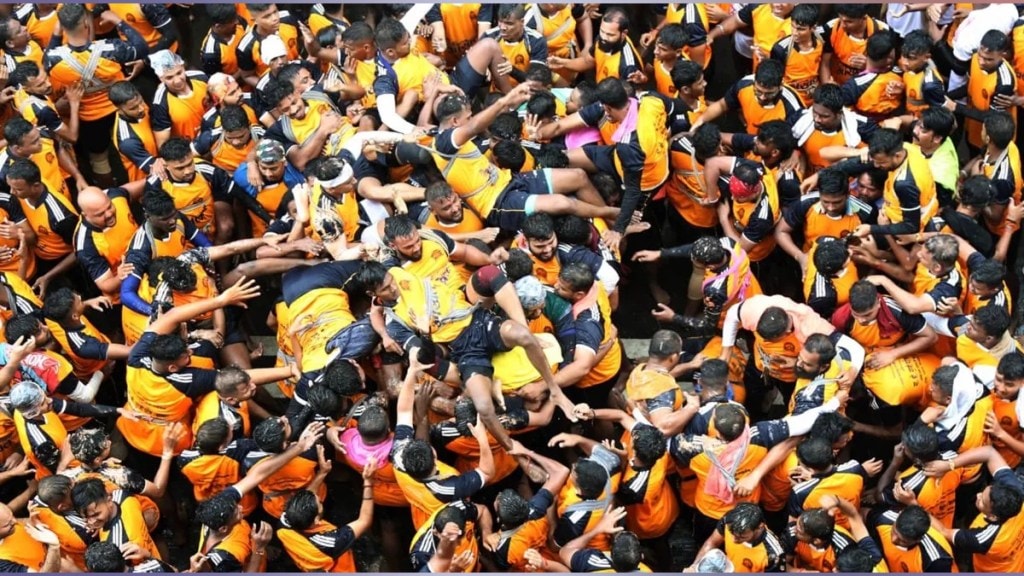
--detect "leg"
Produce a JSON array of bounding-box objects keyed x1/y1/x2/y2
[
  {"x1": 532, "y1": 193, "x2": 618, "y2": 220},
  {"x1": 546, "y1": 167, "x2": 607, "y2": 207},
  {"x1": 465, "y1": 373, "x2": 513, "y2": 450},
  {"x1": 464, "y1": 37, "x2": 513, "y2": 94},
  {"x1": 220, "y1": 342, "x2": 252, "y2": 370},
  {"x1": 567, "y1": 147, "x2": 597, "y2": 171}
]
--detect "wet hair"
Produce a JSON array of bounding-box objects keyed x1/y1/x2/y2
[
  {"x1": 253, "y1": 417, "x2": 287, "y2": 453},
  {"x1": 196, "y1": 492, "x2": 240, "y2": 531},
  {"x1": 755, "y1": 307, "x2": 789, "y2": 340},
  {"x1": 161, "y1": 260, "x2": 198, "y2": 292},
  {"x1": 36, "y1": 474, "x2": 73, "y2": 509},
  {"x1": 401, "y1": 439, "x2": 436, "y2": 480},
  {"x1": 526, "y1": 91, "x2": 557, "y2": 119},
  {"x1": 42, "y1": 287, "x2": 79, "y2": 324},
  {"x1": 712, "y1": 403, "x2": 746, "y2": 441},
  {"x1": 836, "y1": 547, "x2": 876, "y2": 572},
  {"x1": 724, "y1": 502, "x2": 764, "y2": 534},
  {"x1": 691, "y1": 236, "x2": 727, "y2": 266},
  {"x1": 648, "y1": 330, "x2": 682, "y2": 360},
  {"x1": 631, "y1": 423, "x2": 667, "y2": 466},
  {"x1": 849, "y1": 280, "x2": 880, "y2": 313},
  {"x1": 800, "y1": 508, "x2": 835, "y2": 541},
  {"x1": 69, "y1": 428, "x2": 108, "y2": 463},
  {"x1": 525, "y1": 63, "x2": 553, "y2": 85},
  {"x1": 803, "y1": 333, "x2": 837, "y2": 367},
  {"x1": 220, "y1": 105, "x2": 249, "y2": 132},
  {"x1": 9, "y1": 61, "x2": 41, "y2": 89},
  {"x1": 610, "y1": 531, "x2": 641, "y2": 571},
  {"x1": 264, "y1": 79, "x2": 296, "y2": 110},
  {"x1": 196, "y1": 418, "x2": 231, "y2": 454},
  {"x1": 433, "y1": 503, "x2": 467, "y2": 532},
  {"x1": 357, "y1": 405, "x2": 390, "y2": 444},
  {"x1": 283, "y1": 490, "x2": 319, "y2": 530},
  {"x1": 756, "y1": 120, "x2": 797, "y2": 159},
  {"x1": 490, "y1": 112, "x2": 523, "y2": 143},
  {"x1": 322, "y1": 360, "x2": 363, "y2": 397},
  {"x1": 817, "y1": 168, "x2": 849, "y2": 197},
  {"x1": 813, "y1": 239, "x2": 848, "y2": 276},
  {"x1": 496, "y1": 488, "x2": 530, "y2": 527},
  {"x1": 699, "y1": 359, "x2": 729, "y2": 393},
  {"x1": 425, "y1": 181, "x2": 455, "y2": 203},
  {"x1": 554, "y1": 215, "x2": 593, "y2": 246},
  {"x1": 215, "y1": 367, "x2": 252, "y2": 397},
  {"x1": 383, "y1": 214, "x2": 419, "y2": 245},
  {"x1": 142, "y1": 188, "x2": 178, "y2": 218},
  {"x1": 601, "y1": 7, "x2": 629, "y2": 32},
  {"x1": 150, "y1": 334, "x2": 188, "y2": 363},
  {"x1": 932, "y1": 364, "x2": 958, "y2": 397}
]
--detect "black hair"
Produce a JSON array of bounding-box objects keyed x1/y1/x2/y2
[
  {"x1": 998, "y1": 353, "x2": 1024, "y2": 381},
  {"x1": 4, "y1": 313, "x2": 40, "y2": 344},
  {"x1": 971, "y1": 259, "x2": 1005, "y2": 289},
  {"x1": 813, "y1": 239, "x2": 849, "y2": 276},
  {"x1": 493, "y1": 140, "x2": 526, "y2": 171},
  {"x1": 558, "y1": 262, "x2": 595, "y2": 294},
  {"x1": 9, "y1": 61, "x2": 40, "y2": 89},
  {"x1": 835, "y1": 5, "x2": 869, "y2": 19},
  {"x1": 803, "y1": 333, "x2": 837, "y2": 367},
  {"x1": 525, "y1": 63, "x2": 553, "y2": 85},
  {"x1": 959, "y1": 175, "x2": 994, "y2": 209},
  {"x1": 657, "y1": 23, "x2": 688, "y2": 50},
  {"x1": 610, "y1": 532, "x2": 642, "y2": 572},
  {"x1": 3, "y1": 117, "x2": 33, "y2": 147},
  {"x1": 932, "y1": 364, "x2": 958, "y2": 397},
  {"x1": 691, "y1": 236, "x2": 727, "y2": 266},
  {"x1": 150, "y1": 334, "x2": 188, "y2": 362},
  {"x1": 691, "y1": 124, "x2": 722, "y2": 163},
  {"x1": 108, "y1": 80, "x2": 141, "y2": 106},
  {"x1": 264, "y1": 79, "x2": 296, "y2": 110},
  {"x1": 670, "y1": 59, "x2": 703, "y2": 91},
  {"x1": 283, "y1": 489, "x2": 320, "y2": 530},
  {"x1": 865, "y1": 30, "x2": 896, "y2": 62},
  {"x1": 142, "y1": 188, "x2": 178, "y2": 218},
  {"x1": 383, "y1": 214, "x2": 419, "y2": 244},
  {"x1": 601, "y1": 8, "x2": 629, "y2": 32},
  {"x1": 724, "y1": 502, "x2": 764, "y2": 534},
  {"x1": 85, "y1": 542, "x2": 127, "y2": 573},
  {"x1": 901, "y1": 423, "x2": 939, "y2": 462},
  {"x1": 699, "y1": 359, "x2": 729, "y2": 393},
  {"x1": 796, "y1": 436, "x2": 834, "y2": 471},
  {"x1": 631, "y1": 423, "x2": 667, "y2": 466},
  {"x1": 205, "y1": 4, "x2": 239, "y2": 25},
  {"x1": 375, "y1": 19, "x2": 408, "y2": 51},
  {"x1": 42, "y1": 287, "x2": 78, "y2": 323},
  {"x1": 800, "y1": 508, "x2": 835, "y2": 541},
  {"x1": 503, "y1": 249, "x2": 535, "y2": 282},
  {"x1": 220, "y1": 105, "x2": 250, "y2": 133},
  {"x1": 790, "y1": 4, "x2": 819, "y2": 26},
  {"x1": 849, "y1": 280, "x2": 879, "y2": 313},
  {"x1": 919, "y1": 106, "x2": 955, "y2": 140},
  {"x1": 574, "y1": 459, "x2": 609, "y2": 499},
  {"x1": 753, "y1": 58, "x2": 784, "y2": 88},
  {"x1": 755, "y1": 307, "x2": 789, "y2": 340},
  {"x1": 323, "y1": 359, "x2": 364, "y2": 397},
  {"x1": 979, "y1": 30, "x2": 1010, "y2": 53},
  {"x1": 648, "y1": 329, "x2": 682, "y2": 360},
  {"x1": 522, "y1": 213, "x2": 555, "y2": 241},
  {"x1": 554, "y1": 215, "x2": 593, "y2": 246},
  {"x1": 196, "y1": 418, "x2": 231, "y2": 454},
  {"x1": 196, "y1": 492, "x2": 240, "y2": 531},
  {"x1": 817, "y1": 168, "x2": 849, "y2": 197},
  {"x1": 57, "y1": 4, "x2": 87, "y2": 31},
  {"x1": 990, "y1": 482, "x2": 1024, "y2": 522},
  {"x1": 357, "y1": 405, "x2": 390, "y2": 444},
  {"x1": 984, "y1": 111, "x2": 1016, "y2": 149},
  {"x1": 868, "y1": 128, "x2": 904, "y2": 157},
  {"x1": 809, "y1": 412, "x2": 854, "y2": 444},
  {"x1": 253, "y1": 417, "x2": 287, "y2": 453},
  {"x1": 68, "y1": 428, "x2": 108, "y2": 464},
  {"x1": 496, "y1": 488, "x2": 530, "y2": 527},
  {"x1": 490, "y1": 113, "x2": 523, "y2": 142},
  {"x1": 712, "y1": 403, "x2": 746, "y2": 441},
  {"x1": 812, "y1": 83, "x2": 844, "y2": 113},
  {"x1": 308, "y1": 385, "x2": 340, "y2": 420},
  {"x1": 71, "y1": 477, "x2": 109, "y2": 513},
  {"x1": 894, "y1": 505, "x2": 931, "y2": 543},
  {"x1": 901, "y1": 30, "x2": 933, "y2": 58},
  {"x1": 341, "y1": 21, "x2": 374, "y2": 43},
  {"x1": 6, "y1": 158, "x2": 41, "y2": 185},
  {"x1": 757, "y1": 120, "x2": 797, "y2": 159},
  {"x1": 527, "y1": 91, "x2": 557, "y2": 119},
  {"x1": 836, "y1": 548, "x2": 876, "y2": 572},
  {"x1": 595, "y1": 78, "x2": 629, "y2": 109},
  {"x1": 401, "y1": 439, "x2": 436, "y2": 480},
  {"x1": 974, "y1": 304, "x2": 1011, "y2": 339}
]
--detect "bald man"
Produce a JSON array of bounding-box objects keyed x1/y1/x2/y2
[
  {"x1": 0, "y1": 502, "x2": 65, "y2": 572},
  {"x1": 73, "y1": 182, "x2": 145, "y2": 298}
]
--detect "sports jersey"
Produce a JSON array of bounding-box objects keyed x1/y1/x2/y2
[
  {"x1": 44, "y1": 29, "x2": 147, "y2": 121},
  {"x1": 822, "y1": 16, "x2": 889, "y2": 85},
  {"x1": 525, "y1": 4, "x2": 580, "y2": 60},
  {"x1": 841, "y1": 69, "x2": 905, "y2": 121},
  {"x1": 16, "y1": 187, "x2": 78, "y2": 261},
  {"x1": 955, "y1": 468, "x2": 1024, "y2": 572},
  {"x1": 592, "y1": 37, "x2": 643, "y2": 84},
  {"x1": 113, "y1": 109, "x2": 159, "y2": 182},
  {"x1": 146, "y1": 161, "x2": 236, "y2": 237},
  {"x1": 964, "y1": 54, "x2": 1017, "y2": 149},
  {"x1": 236, "y1": 14, "x2": 300, "y2": 76},
  {"x1": 74, "y1": 187, "x2": 138, "y2": 288},
  {"x1": 871, "y1": 509, "x2": 954, "y2": 572},
  {"x1": 770, "y1": 36, "x2": 824, "y2": 106},
  {"x1": 200, "y1": 25, "x2": 246, "y2": 77},
  {"x1": 281, "y1": 260, "x2": 361, "y2": 377},
  {"x1": 617, "y1": 423, "x2": 679, "y2": 539},
  {"x1": 722, "y1": 75, "x2": 805, "y2": 135},
  {"x1": 783, "y1": 193, "x2": 875, "y2": 251},
  {"x1": 493, "y1": 490, "x2": 554, "y2": 571},
  {"x1": 736, "y1": 4, "x2": 792, "y2": 69},
  {"x1": 789, "y1": 460, "x2": 867, "y2": 529},
  {"x1": 663, "y1": 136, "x2": 717, "y2": 228},
  {"x1": 278, "y1": 520, "x2": 357, "y2": 572},
  {"x1": 150, "y1": 72, "x2": 210, "y2": 141}
]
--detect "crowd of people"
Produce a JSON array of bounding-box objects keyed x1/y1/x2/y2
[{"x1": 0, "y1": 1, "x2": 1021, "y2": 573}]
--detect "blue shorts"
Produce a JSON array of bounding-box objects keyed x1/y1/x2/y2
[
  {"x1": 451, "y1": 58, "x2": 488, "y2": 100},
  {"x1": 486, "y1": 169, "x2": 553, "y2": 231}
]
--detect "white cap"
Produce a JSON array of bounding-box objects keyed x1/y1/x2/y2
[
  {"x1": 260, "y1": 34, "x2": 288, "y2": 65},
  {"x1": 148, "y1": 49, "x2": 184, "y2": 77}
]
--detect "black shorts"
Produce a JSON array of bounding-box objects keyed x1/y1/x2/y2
[
  {"x1": 450, "y1": 57, "x2": 488, "y2": 100},
  {"x1": 662, "y1": 204, "x2": 719, "y2": 248},
  {"x1": 583, "y1": 144, "x2": 618, "y2": 177},
  {"x1": 447, "y1": 308, "x2": 509, "y2": 382},
  {"x1": 486, "y1": 170, "x2": 551, "y2": 231},
  {"x1": 79, "y1": 114, "x2": 116, "y2": 155}
]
